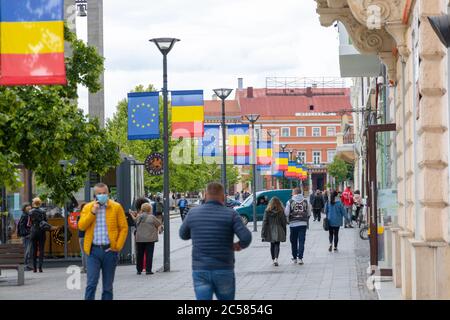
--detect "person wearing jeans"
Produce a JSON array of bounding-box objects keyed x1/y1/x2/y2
[
  {"x1": 179, "y1": 182, "x2": 252, "y2": 300},
  {"x1": 325, "y1": 190, "x2": 346, "y2": 252},
  {"x1": 285, "y1": 188, "x2": 311, "y2": 265},
  {"x1": 78, "y1": 183, "x2": 128, "y2": 300}
]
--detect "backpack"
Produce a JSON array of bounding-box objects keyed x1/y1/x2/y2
[
  {"x1": 17, "y1": 214, "x2": 30, "y2": 237},
  {"x1": 288, "y1": 199, "x2": 309, "y2": 223}
]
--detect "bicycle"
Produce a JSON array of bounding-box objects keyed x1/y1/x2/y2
[{"x1": 357, "y1": 205, "x2": 369, "y2": 240}]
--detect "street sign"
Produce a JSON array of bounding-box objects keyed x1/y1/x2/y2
[{"x1": 144, "y1": 153, "x2": 163, "y2": 176}]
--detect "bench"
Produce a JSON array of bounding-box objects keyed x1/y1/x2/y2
[{"x1": 0, "y1": 244, "x2": 25, "y2": 286}]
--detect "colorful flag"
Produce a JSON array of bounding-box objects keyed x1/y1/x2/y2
[
  {"x1": 199, "y1": 125, "x2": 220, "y2": 157},
  {"x1": 227, "y1": 124, "x2": 250, "y2": 157},
  {"x1": 256, "y1": 141, "x2": 273, "y2": 165},
  {"x1": 127, "y1": 92, "x2": 160, "y2": 140},
  {"x1": 257, "y1": 165, "x2": 272, "y2": 176},
  {"x1": 171, "y1": 90, "x2": 204, "y2": 138},
  {"x1": 234, "y1": 155, "x2": 250, "y2": 165},
  {"x1": 285, "y1": 161, "x2": 298, "y2": 178},
  {"x1": 275, "y1": 152, "x2": 289, "y2": 171},
  {"x1": 0, "y1": 0, "x2": 66, "y2": 85}
]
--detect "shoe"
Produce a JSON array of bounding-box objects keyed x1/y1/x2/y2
[
  {"x1": 298, "y1": 259, "x2": 304, "y2": 265},
  {"x1": 349, "y1": 225, "x2": 354, "y2": 228},
  {"x1": 137, "y1": 271, "x2": 142, "y2": 275},
  {"x1": 273, "y1": 258, "x2": 279, "y2": 267},
  {"x1": 291, "y1": 258, "x2": 297, "y2": 264},
  {"x1": 334, "y1": 248, "x2": 338, "y2": 252},
  {"x1": 33, "y1": 269, "x2": 37, "y2": 273},
  {"x1": 328, "y1": 245, "x2": 332, "y2": 252},
  {"x1": 344, "y1": 225, "x2": 348, "y2": 228},
  {"x1": 38, "y1": 268, "x2": 43, "y2": 273},
  {"x1": 146, "y1": 271, "x2": 154, "y2": 275}
]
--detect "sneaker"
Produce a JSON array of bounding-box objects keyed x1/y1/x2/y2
[
  {"x1": 38, "y1": 268, "x2": 43, "y2": 273},
  {"x1": 146, "y1": 271, "x2": 154, "y2": 275},
  {"x1": 328, "y1": 245, "x2": 332, "y2": 252},
  {"x1": 273, "y1": 258, "x2": 279, "y2": 267},
  {"x1": 298, "y1": 259, "x2": 304, "y2": 265},
  {"x1": 291, "y1": 258, "x2": 297, "y2": 264},
  {"x1": 334, "y1": 248, "x2": 338, "y2": 252},
  {"x1": 137, "y1": 271, "x2": 142, "y2": 275}
]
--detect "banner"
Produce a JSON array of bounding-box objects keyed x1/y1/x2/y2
[
  {"x1": 275, "y1": 152, "x2": 289, "y2": 171},
  {"x1": 199, "y1": 125, "x2": 220, "y2": 157},
  {"x1": 127, "y1": 92, "x2": 160, "y2": 140},
  {"x1": 171, "y1": 90, "x2": 204, "y2": 138},
  {"x1": 228, "y1": 124, "x2": 250, "y2": 165},
  {"x1": 0, "y1": 0, "x2": 66, "y2": 85},
  {"x1": 256, "y1": 141, "x2": 273, "y2": 165}
]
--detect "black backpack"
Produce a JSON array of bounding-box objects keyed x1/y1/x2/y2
[{"x1": 17, "y1": 214, "x2": 30, "y2": 237}]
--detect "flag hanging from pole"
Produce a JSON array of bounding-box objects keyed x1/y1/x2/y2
[
  {"x1": 171, "y1": 90, "x2": 204, "y2": 138},
  {"x1": 127, "y1": 92, "x2": 160, "y2": 140},
  {"x1": 198, "y1": 124, "x2": 220, "y2": 157},
  {"x1": 275, "y1": 152, "x2": 289, "y2": 171},
  {"x1": 256, "y1": 141, "x2": 273, "y2": 165},
  {"x1": 227, "y1": 124, "x2": 250, "y2": 165},
  {"x1": 0, "y1": 0, "x2": 66, "y2": 85}
]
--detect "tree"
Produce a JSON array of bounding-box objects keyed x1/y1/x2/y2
[
  {"x1": 327, "y1": 157, "x2": 349, "y2": 186},
  {"x1": 106, "y1": 86, "x2": 241, "y2": 193},
  {"x1": 0, "y1": 26, "x2": 120, "y2": 205}
]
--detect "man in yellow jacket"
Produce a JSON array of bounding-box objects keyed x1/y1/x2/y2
[{"x1": 78, "y1": 183, "x2": 128, "y2": 300}]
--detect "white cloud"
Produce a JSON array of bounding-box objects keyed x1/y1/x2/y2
[{"x1": 79, "y1": 0, "x2": 341, "y2": 120}]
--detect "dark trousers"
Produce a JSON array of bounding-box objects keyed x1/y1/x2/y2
[
  {"x1": 85, "y1": 246, "x2": 118, "y2": 300},
  {"x1": 179, "y1": 208, "x2": 186, "y2": 220},
  {"x1": 313, "y1": 209, "x2": 322, "y2": 221},
  {"x1": 136, "y1": 242, "x2": 155, "y2": 273},
  {"x1": 290, "y1": 226, "x2": 307, "y2": 260},
  {"x1": 270, "y1": 242, "x2": 280, "y2": 260},
  {"x1": 329, "y1": 226, "x2": 340, "y2": 248},
  {"x1": 31, "y1": 233, "x2": 46, "y2": 270}
]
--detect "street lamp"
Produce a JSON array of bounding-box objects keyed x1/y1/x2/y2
[
  {"x1": 287, "y1": 149, "x2": 293, "y2": 189},
  {"x1": 213, "y1": 88, "x2": 233, "y2": 194},
  {"x1": 149, "y1": 37, "x2": 179, "y2": 272},
  {"x1": 245, "y1": 114, "x2": 260, "y2": 232}
]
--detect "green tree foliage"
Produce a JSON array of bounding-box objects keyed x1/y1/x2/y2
[
  {"x1": 0, "y1": 26, "x2": 120, "y2": 205},
  {"x1": 106, "y1": 85, "x2": 240, "y2": 193},
  {"x1": 327, "y1": 157, "x2": 349, "y2": 185}
]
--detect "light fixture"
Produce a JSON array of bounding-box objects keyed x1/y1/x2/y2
[
  {"x1": 245, "y1": 114, "x2": 260, "y2": 123},
  {"x1": 428, "y1": 15, "x2": 450, "y2": 48},
  {"x1": 149, "y1": 38, "x2": 180, "y2": 55},
  {"x1": 213, "y1": 88, "x2": 233, "y2": 100}
]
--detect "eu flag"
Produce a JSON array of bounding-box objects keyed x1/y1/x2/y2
[
  {"x1": 199, "y1": 125, "x2": 220, "y2": 157},
  {"x1": 128, "y1": 92, "x2": 160, "y2": 140}
]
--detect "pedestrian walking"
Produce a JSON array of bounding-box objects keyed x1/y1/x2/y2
[
  {"x1": 77, "y1": 202, "x2": 87, "y2": 274},
  {"x1": 29, "y1": 198, "x2": 55, "y2": 273},
  {"x1": 178, "y1": 195, "x2": 188, "y2": 221},
  {"x1": 312, "y1": 190, "x2": 324, "y2": 222},
  {"x1": 78, "y1": 183, "x2": 128, "y2": 300},
  {"x1": 325, "y1": 190, "x2": 346, "y2": 252},
  {"x1": 179, "y1": 182, "x2": 252, "y2": 300},
  {"x1": 341, "y1": 186, "x2": 354, "y2": 228},
  {"x1": 261, "y1": 197, "x2": 287, "y2": 266},
  {"x1": 17, "y1": 203, "x2": 32, "y2": 270},
  {"x1": 133, "y1": 203, "x2": 161, "y2": 275},
  {"x1": 353, "y1": 190, "x2": 363, "y2": 223},
  {"x1": 285, "y1": 188, "x2": 311, "y2": 265}
]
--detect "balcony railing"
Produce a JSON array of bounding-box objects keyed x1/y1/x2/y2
[{"x1": 343, "y1": 134, "x2": 355, "y2": 144}]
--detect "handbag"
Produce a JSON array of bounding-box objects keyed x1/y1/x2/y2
[
  {"x1": 39, "y1": 220, "x2": 53, "y2": 232},
  {"x1": 323, "y1": 203, "x2": 329, "y2": 231}
]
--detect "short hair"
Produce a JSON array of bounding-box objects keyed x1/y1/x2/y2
[
  {"x1": 94, "y1": 183, "x2": 109, "y2": 193},
  {"x1": 293, "y1": 188, "x2": 302, "y2": 195},
  {"x1": 141, "y1": 203, "x2": 152, "y2": 213},
  {"x1": 135, "y1": 197, "x2": 150, "y2": 211},
  {"x1": 22, "y1": 203, "x2": 31, "y2": 212},
  {"x1": 32, "y1": 197, "x2": 42, "y2": 207},
  {"x1": 206, "y1": 182, "x2": 224, "y2": 196}
]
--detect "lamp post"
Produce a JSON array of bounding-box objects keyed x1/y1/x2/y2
[
  {"x1": 213, "y1": 89, "x2": 233, "y2": 194},
  {"x1": 287, "y1": 149, "x2": 293, "y2": 189},
  {"x1": 149, "y1": 37, "x2": 179, "y2": 272},
  {"x1": 267, "y1": 130, "x2": 277, "y2": 189},
  {"x1": 280, "y1": 144, "x2": 287, "y2": 189},
  {"x1": 245, "y1": 114, "x2": 260, "y2": 232}
]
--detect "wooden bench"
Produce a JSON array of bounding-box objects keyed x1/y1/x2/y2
[{"x1": 0, "y1": 244, "x2": 25, "y2": 286}]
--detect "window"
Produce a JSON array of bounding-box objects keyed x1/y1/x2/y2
[
  {"x1": 297, "y1": 127, "x2": 306, "y2": 137},
  {"x1": 313, "y1": 151, "x2": 321, "y2": 165},
  {"x1": 327, "y1": 127, "x2": 336, "y2": 136},
  {"x1": 281, "y1": 127, "x2": 290, "y2": 137},
  {"x1": 327, "y1": 150, "x2": 336, "y2": 163},
  {"x1": 312, "y1": 127, "x2": 321, "y2": 137},
  {"x1": 297, "y1": 151, "x2": 306, "y2": 164}
]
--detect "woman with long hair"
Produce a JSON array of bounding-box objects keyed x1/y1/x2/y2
[
  {"x1": 325, "y1": 190, "x2": 346, "y2": 252},
  {"x1": 261, "y1": 197, "x2": 287, "y2": 266}
]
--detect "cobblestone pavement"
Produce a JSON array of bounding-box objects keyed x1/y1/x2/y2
[{"x1": 0, "y1": 215, "x2": 377, "y2": 300}]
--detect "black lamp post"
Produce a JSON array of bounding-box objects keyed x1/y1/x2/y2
[
  {"x1": 280, "y1": 144, "x2": 287, "y2": 189},
  {"x1": 287, "y1": 149, "x2": 293, "y2": 189},
  {"x1": 213, "y1": 88, "x2": 233, "y2": 194},
  {"x1": 245, "y1": 114, "x2": 260, "y2": 232},
  {"x1": 149, "y1": 37, "x2": 179, "y2": 272}
]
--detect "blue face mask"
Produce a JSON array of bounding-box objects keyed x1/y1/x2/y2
[{"x1": 96, "y1": 194, "x2": 109, "y2": 205}]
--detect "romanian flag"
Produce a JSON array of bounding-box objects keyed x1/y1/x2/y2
[
  {"x1": 227, "y1": 124, "x2": 250, "y2": 157},
  {"x1": 0, "y1": 0, "x2": 66, "y2": 85},
  {"x1": 275, "y1": 152, "x2": 289, "y2": 171},
  {"x1": 171, "y1": 90, "x2": 204, "y2": 138},
  {"x1": 285, "y1": 161, "x2": 298, "y2": 178},
  {"x1": 256, "y1": 141, "x2": 273, "y2": 165}
]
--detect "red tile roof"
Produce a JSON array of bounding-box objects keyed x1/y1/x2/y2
[{"x1": 204, "y1": 100, "x2": 241, "y2": 117}]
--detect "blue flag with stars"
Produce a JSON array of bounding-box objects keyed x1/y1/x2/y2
[
  {"x1": 199, "y1": 125, "x2": 220, "y2": 157},
  {"x1": 128, "y1": 92, "x2": 160, "y2": 140}
]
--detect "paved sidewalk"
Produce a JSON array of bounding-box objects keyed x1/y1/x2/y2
[{"x1": 0, "y1": 216, "x2": 376, "y2": 300}]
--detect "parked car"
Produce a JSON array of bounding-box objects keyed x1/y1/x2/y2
[{"x1": 235, "y1": 189, "x2": 293, "y2": 225}]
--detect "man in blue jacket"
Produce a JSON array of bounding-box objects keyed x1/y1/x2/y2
[{"x1": 179, "y1": 182, "x2": 252, "y2": 300}]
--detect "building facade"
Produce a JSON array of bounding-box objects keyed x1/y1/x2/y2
[{"x1": 315, "y1": 0, "x2": 450, "y2": 299}]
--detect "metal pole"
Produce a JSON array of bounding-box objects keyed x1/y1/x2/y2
[
  {"x1": 27, "y1": 170, "x2": 33, "y2": 203},
  {"x1": 251, "y1": 122, "x2": 257, "y2": 232},
  {"x1": 162, "y1": 53, "x2": 170, "y2": 272},
  {"x1": 64, "y1": 204, "x2": 68, "y2": 259},
  {"x1": 221, "y1": 98, "x2": 227, "y2": 193},
  {"x1": 1, "y1": 187, "x2": 6, "y2": 244}
]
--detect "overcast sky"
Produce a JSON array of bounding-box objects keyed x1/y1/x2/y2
[{"x1": 76, "y1": 0, "x2": 340, "y2": 120}]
